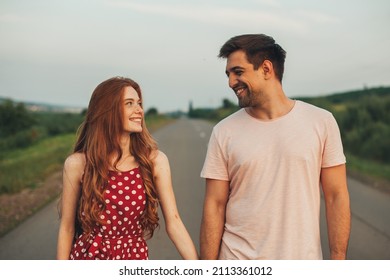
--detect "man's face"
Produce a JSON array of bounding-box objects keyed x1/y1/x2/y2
[{"x1": 225, "y1": 50, "x2": 264, "y2": 108}]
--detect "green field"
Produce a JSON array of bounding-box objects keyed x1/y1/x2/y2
[
  {"x1": 0, "y1": 113, "x2": 174, "y2": 237},
  {"x1": 0, "y1": 115, "x2": 173, "y2": 195},
  {"x1": 0, "y1": 134, "x2": 75, "y2": 194}
]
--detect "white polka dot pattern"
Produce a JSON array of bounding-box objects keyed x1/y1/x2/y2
[{"x1": 70, "y1": 167, "x2": 148, "y2": 260}]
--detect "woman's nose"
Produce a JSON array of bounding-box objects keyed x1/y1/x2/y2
[{"x1": 136, "y1": 104, "x2": 143, "y2": 113}]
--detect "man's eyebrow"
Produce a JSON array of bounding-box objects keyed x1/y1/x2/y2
[{"x1": 225, "y1": 66, "x2": 244, "y2": 76}]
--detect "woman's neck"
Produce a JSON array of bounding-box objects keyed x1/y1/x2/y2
[
  {"x1": 119, "y1": 134, "x2": 131, "y2": 156},
  {"x1": 109, "y1": 134, "x2": 135, "y2": 170}
]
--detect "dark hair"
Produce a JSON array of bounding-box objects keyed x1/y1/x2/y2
[{"x1": 219, "y1": 34, "x2": 287, "y2": 82}]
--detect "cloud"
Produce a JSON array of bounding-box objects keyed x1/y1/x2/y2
[
  {"x1": 0, "y1": 14, "x2": 25, "y2": 23},
  {"x1": 106, "y1": 1, "x2": 308, "y2": 33},
  {"x1": 251, "y1": 0, "x2": 282, "y2": 8},
  {"x1": 294, "y1": 9, "x2": 340, "y2": 24}
]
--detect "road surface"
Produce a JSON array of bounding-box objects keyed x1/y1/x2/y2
[{"x1": 0, "y1": 117, "x2": 389, "y2": 259}]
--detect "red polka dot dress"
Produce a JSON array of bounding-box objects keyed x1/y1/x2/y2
[{"x1": 70, "y1": 167, "x2": 148, "y2": 260}]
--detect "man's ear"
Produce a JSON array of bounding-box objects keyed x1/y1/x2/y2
[{"x1": 262, "y1": 60, "x2": 273, "y2": 79}]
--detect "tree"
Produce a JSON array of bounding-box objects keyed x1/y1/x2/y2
[
  {"x1": 146, "y1": 107, "x2": 158, "y2": 116},
  {"x1": 0, "y1": 100, "x2": 36, "y2": 137},
  {"x1": 222, "y1": 98, "x2": 237, "y2": 109}
]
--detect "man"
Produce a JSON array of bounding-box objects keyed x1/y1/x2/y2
[{"x1": 200, "y1": 34, "x2": 351, "y2": 260}]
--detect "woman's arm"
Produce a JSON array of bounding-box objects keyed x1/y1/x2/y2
[
  {"x1": 56, "y1": 153, "x2": 85, "y2": 260},
  {"x1": 152, "y1": 151, "x2": 199, "y2": 260}
]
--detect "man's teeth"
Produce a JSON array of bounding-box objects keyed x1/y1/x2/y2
[{"x1": 236, "y1": 88, "x2": 245, "y2": 95}]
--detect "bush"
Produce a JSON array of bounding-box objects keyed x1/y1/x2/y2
[
  {"x1": 33, "y1": 112, "x2": 84, "y2": 136},
  {"x1": 0, "y1": 100, "x2": 36, "y2": 137},
  {"x1": 335, "y1": 94, "x2": 390, "y2": 164},
  {"x1": 0, "y1": 126, "x2": 48, "y2": 157}
]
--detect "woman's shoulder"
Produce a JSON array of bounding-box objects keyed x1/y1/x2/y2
[
  {"x1": 150, "y1": 149, "x2": 169, "y2": 166},
  {"x1": 64, "y1": 152, "x2": 86, "y2": 172}
]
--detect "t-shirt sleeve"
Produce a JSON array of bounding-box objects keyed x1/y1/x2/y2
[
  {"x1": 322, "y1": 114, "x2": 346, "y2": 168},
  {"x1": 200, "y1": 128, "x2": 229, "y2": 181}
]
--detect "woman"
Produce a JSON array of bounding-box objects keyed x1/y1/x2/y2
[{"x1": 56, "y1": 76, "x2": 198, "y2": 260}]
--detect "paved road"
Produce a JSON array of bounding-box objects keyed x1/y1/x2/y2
[
  {"x1": 146, "y1": 118, "x2": 211, "y2": 259},
  {"x1": 0, "y1": 117, "x2": 389, "y2": 259},
  {"x1": 321, "y1": 177, "x2": 390, "y2": 259}
]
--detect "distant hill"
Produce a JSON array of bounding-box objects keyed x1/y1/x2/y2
[
  {"x1": 297, "y1": 86, "x2": 390, "y2": 170},
  {"x1": 0, "y1": 96, "x2": 84, "y2": 113},
  {"x1": 294, "y1": 86, "x2": 390, "y2": 108}
]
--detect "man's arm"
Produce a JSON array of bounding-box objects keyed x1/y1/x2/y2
[
  {"x1": 321, "y1": 164, "x2": 351, "y2": 260},
  {"x1": 200, "y1": 178, "x2": 229, "y2": 260}
]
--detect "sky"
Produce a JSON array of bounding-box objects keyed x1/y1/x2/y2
[{"x1": 1, "y1": 0, "x2": 389, "y2": 113}]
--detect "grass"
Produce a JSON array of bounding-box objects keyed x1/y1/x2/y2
[
  {"x1": 0, "y1": 134, "x2": 75, "y2": 237},
  {"x1": 346, "y1": 153, "x2": 390, "y2": 192},
  {"x1": 347, "y1": 153, "x2": 390, "y2": 181},
  {"x1": 0, "y1": 116, "x2": 175, "y2": 237},
  {"x1": 0, "y1": 134, "x2": 75, "y2": 194},
  {"x1": 146, "y1": 114, "x2": 175, "y2": 132},
  {"x1": 0, "y1": 115, "x2": 174, "y2": 195}
]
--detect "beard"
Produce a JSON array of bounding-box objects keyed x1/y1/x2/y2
[{"x1": 237, "y1": 87, "x2": 256, "y2": 108}]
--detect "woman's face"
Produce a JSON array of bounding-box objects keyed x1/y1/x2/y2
[{"x1": 122, "y1": 86, "x2": 144, "y2": 134}]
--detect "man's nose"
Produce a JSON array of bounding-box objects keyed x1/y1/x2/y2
[{"x1": 228, "y1": 74, "x2": 238, "y2": 89}]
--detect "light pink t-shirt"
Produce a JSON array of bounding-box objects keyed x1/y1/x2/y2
[{"x1": 201, "y1": 101, "x2": 346, "y2": 259}]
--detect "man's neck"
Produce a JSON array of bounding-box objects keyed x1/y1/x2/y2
[{"x1": 246, "y1": 88, "x2": 295, "y2": 120}]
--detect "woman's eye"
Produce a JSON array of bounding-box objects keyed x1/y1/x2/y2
[{"x1": 125, "y1": 101, "x2": 142, "y2": 107}]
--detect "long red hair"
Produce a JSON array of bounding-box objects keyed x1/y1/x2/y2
[{"x1": 73, "y1": 76, "x2": 159, "y2": 239}]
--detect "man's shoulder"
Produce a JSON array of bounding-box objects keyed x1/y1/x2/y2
[
  {"x1": 214, "y1": 108, "x2": 246, "y2": 130},
  {"x1": 296, "y1": 100, "x2": 333, "y2": 118}
]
